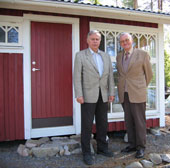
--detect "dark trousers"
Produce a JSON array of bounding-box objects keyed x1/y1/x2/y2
[
  {"x1": 122, "y1": 92, "x2": 146, "y2": 149},
  {"x1": 81, "y1": 91, "x2": 108, "y2": 155}
]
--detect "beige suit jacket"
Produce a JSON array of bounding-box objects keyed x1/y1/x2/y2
[
  {"x1": 116, "y1": 48, "x2": 153, "y2": 103},
  {"x1": 74, "y1": 48, "x2": 114, "y2": 103}
]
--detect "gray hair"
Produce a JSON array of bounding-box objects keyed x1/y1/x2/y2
[
  {"x1": 119, "y1": 32, "x2": 133, "y2": 41},
  {"x1": 87, "y1": 30, "x2": 101, "y2": 39}
]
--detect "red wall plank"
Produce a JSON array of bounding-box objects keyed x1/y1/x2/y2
[
  {"x1": 0, "y1": 55, "x2": 5, "y2": 141},
  {"x1": 92, "y1": 119, "x2": 159, "y2": 133},
  {"x1": 0, "y1": 53, "x2": 24, "y2": 141}
]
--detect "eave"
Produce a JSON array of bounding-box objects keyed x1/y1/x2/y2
[{"x1": 0, "y1": 0, "x2": 170, "y2": 24}]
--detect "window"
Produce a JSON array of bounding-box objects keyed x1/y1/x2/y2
[
  {"x1": 0, "y1": 23, "x2": 22, "y2": 47},
  {"x1": 90, "y1": 22, "x2": 158, "y2": 115}
]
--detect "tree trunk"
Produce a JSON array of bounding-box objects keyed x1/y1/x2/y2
[
  {"x1": 158, "y1": 0, "x2": 163, "y2": 12},
  {"x1": 151, "y1": 0, "x2": 153, "y2": 11},
  {"x1": 133, "y1": 0, "x2": 138, "y2": 9}
]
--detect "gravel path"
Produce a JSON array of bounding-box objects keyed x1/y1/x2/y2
[{"x1": 0, "y1": 115, "x2": 170, "y2": 168}]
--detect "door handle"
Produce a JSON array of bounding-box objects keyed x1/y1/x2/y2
[{"x1": 32, "y1": 68, "x2": 40, "y2": 72}]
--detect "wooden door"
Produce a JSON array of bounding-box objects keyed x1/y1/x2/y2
[{"x1": 31, "y1": 21, "x2": 73, "y2": 129}]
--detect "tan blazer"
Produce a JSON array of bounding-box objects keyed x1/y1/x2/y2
[
  {"x1": 74, "y1": 48, "x2": 114, "y2": 103},
  {"x1": 116, "y1": 48, "x2": 153, "y2": 103}
]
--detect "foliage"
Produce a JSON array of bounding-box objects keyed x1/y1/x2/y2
[
  {"x1": 121, "y1": 0, "x2": 133, "y2": 8},
  {"x1": 74, "y1": 0, "x2": 101, "y2": 5},
  {"x1": 165, "y1": 50, "x2": 170, "y2": 87}
]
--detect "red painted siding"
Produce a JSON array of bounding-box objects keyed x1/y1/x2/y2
[
  {"x1": 92, "y1": 118, "x2": 159, "y2": 133},
  {"x1": 0, "y1": 53, "x2": 24, "y2": 141}
]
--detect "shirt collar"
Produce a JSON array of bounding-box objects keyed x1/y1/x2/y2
[
  {"x1": 125, "y1": 47, "x2": 133, "y2": 55},
  {"x1": 89, "y1": 47, "x2": 101, "y2": 55}
]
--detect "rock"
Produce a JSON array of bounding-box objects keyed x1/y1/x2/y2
[
  {"x1": 149, "y1": 153, "x2": 162, "y2": 165},
  {"x1": 17, "y1": 144, "x2": 30, "y2": 157},
  {"x1": 124, "y1": 133, "x2": 128, "y2": 143},
  {"x1": 25, "y1": 139, "x2": 39, "y2": 148},
  {"x1": 59, "y1": 146, "x2": 65, "y2": 156},
  {"x1": 64, "y1": 145, "x2": 71, "y2": 155},
  {"x1": 90, "y1": 143, "x2": 95, "y2": 154},
  {"x1": 161, "y1": 154, "x2": 170, "y2": 163},
  {"x1": 71, "y1": 148, "x2": 81, "y2": 154},
  {"x1": 32, "y1": 147, "x2": 59, "y2": 157},
  {"x1": 38, "y1": 137, "x2": 50, "y2": 145},
  {"x1": 140, "y1": 160, "x2": 153, "y2": 168},
  {"x1": 26, "y1": 137, "x2": 50, "y2": 148},
  {"x1": 125, "y1": 161, "x2": 143, "y2": 168},
  {"x1": 150, "y1": 127, "x2": 161, "y2": 136},
  {"x1": 91, "y1": 139, "x2": 97, "y2": 152},
  {"x1": 51, "y1": 136, "x2": 68, "y2": 140},
  {"x1": 51, "y1": 138, "x2": 80, "y2": 151},
  {"x1": 69, "y1": 134, "x2": 81, "y2": 139}
]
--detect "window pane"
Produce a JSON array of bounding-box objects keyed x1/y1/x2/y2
[
  {"x1": 147, "y1": 87, "x2": 156, "y2": 110},
  {"x1": 148, "y1": 37, "x2": 156, "y2": 58},
  {"x1": 132, "y1": 35, "x2": 138, "y2": 48},
  {"x1": 149, "y1": 64, "x2": 156, "y2": 86},
  {"x1": 112, "y1": 89, "x2": 123, "y2": 112},
  {"x1": 106, "y1": 32, "x2": 115, "y2": 57},
  {"x1": 140, "y1": 35, "x2": 147, "y2": 50},
  {"x1": 8, "y1": 28, "x2": 18, "y2": 43},
  {"x1": 0, "y1": 27, "x2": 5, "y2": 42},
  {"x1": 99, "y1": 33, "x2": 105, "y2": 51},
  {"x1": 112, "y1": 62, "x2": 118, "y2": 86},
  {"x1": 117, "y1": 36, "x2": 123, "y2": 53}
]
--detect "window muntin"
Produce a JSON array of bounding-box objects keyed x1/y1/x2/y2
[
  {"x1": 0, "y1": 23, "x2": 22, "y2": 46},
  {"x1": 98, "y1": 30, "x2": 157, "y2": 113}
]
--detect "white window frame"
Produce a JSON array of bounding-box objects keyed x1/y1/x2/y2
[
  {"x1": 0, "y1": 16, "x2": 23, "y2": 48},
  {"x1": 90, "y1": 22, "x2": 160, "y2": 122}
]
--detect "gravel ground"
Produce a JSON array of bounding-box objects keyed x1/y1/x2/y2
[{"x1": 0, "y1": 115, "x2": 170, "y2": 168}]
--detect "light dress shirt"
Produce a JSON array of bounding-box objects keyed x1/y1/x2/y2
[
  {"x1": 89, "y1": 48, "x2": 103, "y2": 77},
  {"x1": 124, "y1": 47, "x2": 133, "y2": 60}
]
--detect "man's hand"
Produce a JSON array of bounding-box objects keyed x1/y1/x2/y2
[
  {"x1": 109, "y1": 96, "x2": 115, "y2": 102},
  {"x1": 76, "y1": 97, "x2": 84, "y2": 104}
]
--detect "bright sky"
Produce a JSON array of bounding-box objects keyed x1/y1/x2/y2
[{"x1": 98, "y1": 0, "x2": 170, "y2": 13}]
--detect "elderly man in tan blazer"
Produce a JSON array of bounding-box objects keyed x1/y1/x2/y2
[
  {"x1": 74, "y1": 30, "x2": 115, "y2": 165},
  {"x1": 116, "y1": 33, "x2": 153, "y2": 158}
]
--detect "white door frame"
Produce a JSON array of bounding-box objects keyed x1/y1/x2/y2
[{"x1": 23, "y1": 14, "x2": 80, "y2": 139}]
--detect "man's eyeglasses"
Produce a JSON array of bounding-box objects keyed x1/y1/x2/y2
[{"x1": 120, "y1": 38, "x2": 130, "y2": 44}]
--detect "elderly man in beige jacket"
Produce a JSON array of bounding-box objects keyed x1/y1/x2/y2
[
  {"x1": 74, "y1": 30, "x2": 115, "y2": 165},
  {"x1": 116, "y1": 33, "x2": 153, "y2": 158}
]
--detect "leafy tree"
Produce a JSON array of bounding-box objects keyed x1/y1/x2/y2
[
  {"x1": 121, "y1": 0, "x2": 138, "y2": 9},
  {"x1": 164, "y1": 50, "x2": 170, "y2": 87},
  {"x1": 74, "y1": 0, "x2": 101, "y2": 5},
  {"x1": 122, "y1": 0, "x2": 133, "y2": 8}
]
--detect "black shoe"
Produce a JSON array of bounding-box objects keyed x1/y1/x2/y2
[
  {"x1": 135, "y1": 149, "x2": 145, "y2": 158},
  {"x1": 83, "y1": 154, "x2": 94, "y2": 165},
  {"x1": 121, "y1": 146, "x2": 136, "y2": 153},
  {"x1": 97, "y1": 149, "x2": 114, "y2": 157}
]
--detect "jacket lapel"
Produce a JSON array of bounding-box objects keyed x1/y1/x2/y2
[
  {"x1": 127, "y1": 48, "x2": 138, "y2": 72},
  {"x1": 100, "y1": 52, "x2": 106, "y2": 76},
  {"x1": 118, "y1": 52, "x2": 126, "y2": 74}
]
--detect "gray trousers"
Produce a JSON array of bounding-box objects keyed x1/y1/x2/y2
[{"x1": 122, "y1": 92, "x2": 146, "y2": 149}]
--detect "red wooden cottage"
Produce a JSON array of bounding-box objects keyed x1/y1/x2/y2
[{"x1": 0, "y1": 0, "x2": 169, "y2": 141}]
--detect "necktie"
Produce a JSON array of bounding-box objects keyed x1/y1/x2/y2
[{"x1": 125, "y1": 52, "x2": 129, "y2": 61}]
